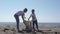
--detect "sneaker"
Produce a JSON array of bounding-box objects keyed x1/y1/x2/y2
[
  {"x1": 18, "y1": 30, "x2": 24, "y2": 33},
  {"x1": 37, "y1": 30, "x2": 44, "y2": 33}
]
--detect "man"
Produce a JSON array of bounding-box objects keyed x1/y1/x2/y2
[
  {"x1": 28, "y1": 9, "x2": 39, "y2": 31},
  {"x1": 14, "y1": 8, "x2": 27, "y2": 32}
]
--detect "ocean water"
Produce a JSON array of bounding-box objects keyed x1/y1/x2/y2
[{"x1": 0, "y1": 22, "x2": 60, "y2": 27}]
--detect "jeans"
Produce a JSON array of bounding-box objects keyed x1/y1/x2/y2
[
  {"x1": 14, "y1": 14, "x2": 19, "y2": 31},
  {"x1": 33, "y1": 20, "x2": 38, "y2": 31}
]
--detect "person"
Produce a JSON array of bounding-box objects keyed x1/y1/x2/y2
[
  {"x1": 28, "y1": 9, "x2": 39, "y2": 31},
  {"x1": 14, "y1": 8, "x2": 27, "y2": 33}
]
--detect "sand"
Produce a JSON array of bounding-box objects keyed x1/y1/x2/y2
[{"x1": 0, "y1": 25, "x2": 60, "y2": 34}]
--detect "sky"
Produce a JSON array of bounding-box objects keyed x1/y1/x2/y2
[{"x1": 0, "y1": 0, "x2": 60, "y2": 22}]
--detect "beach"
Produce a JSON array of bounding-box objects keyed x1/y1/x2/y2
[{"x1": 0, "y1": 24, "x2": 60, "y2": 34}]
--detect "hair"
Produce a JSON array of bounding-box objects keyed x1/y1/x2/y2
[
  {"x1": 32, "y1": 9, "x2": 35, "y2": 12},
  {"x1": 24, "y1": 8, "x2": 27, "y2": 12}
]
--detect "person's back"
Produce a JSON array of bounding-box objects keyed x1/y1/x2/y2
[{"x1": 15, "y1": 11, "x2": 24, "y2": 16}]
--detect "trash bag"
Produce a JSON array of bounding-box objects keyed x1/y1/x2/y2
[{"x1": 23, "y1": 20, "x2": 33, "y2": 32}]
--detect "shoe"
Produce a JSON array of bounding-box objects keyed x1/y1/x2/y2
[
  {"x1": 37, "y1": 30, "x2": 44, "y2": 33},
  {"x1": 18, "y1": 30, "x2": 24, "y2": 33}
]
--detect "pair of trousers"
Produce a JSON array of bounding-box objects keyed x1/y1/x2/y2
[
  {"x1": 14, "y1": 14, "x2": 19, "y2": 31},
  {"x1": 33, "y1": 20, "x2": 38, "y2": 30}
]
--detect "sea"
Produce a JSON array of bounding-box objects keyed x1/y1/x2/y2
[{"x1": 0, "y1": 22, "x2": 60, "y2": 27}]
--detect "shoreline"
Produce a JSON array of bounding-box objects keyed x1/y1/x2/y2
[{"x1": 0, "y1": 22, "x2": 60, "y2": 27}]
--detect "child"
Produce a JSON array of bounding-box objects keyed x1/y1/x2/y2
[
  {"x1": 14, "y1": 8, "x2": 27, "y2": 33},
  {"x1": 28, "y1": 9, "x2": 39, "y2": 31}
]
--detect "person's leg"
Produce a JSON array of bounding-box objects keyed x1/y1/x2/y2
[
  {"x1": 14, "y1": 14, "x2": 19, "y2": 31},
  {"x1": 35, "y1": 20, "x2": 38, "y2": 30},
  {"x1": 33, "y1": 21, "x2": 35, "y2": 31},
  {"x1": 34, "y1": 20, "x2": 44, "y2": 33}
]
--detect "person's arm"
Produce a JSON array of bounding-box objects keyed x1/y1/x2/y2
[
  {"x1": 28, "y1": 14, "x2": 31, "y2": 20},
  {"x1": 22, "y1": 14, "x2": 25, "y2": 21},
  {"x1": 22, "y1": 14, "x2": 26, "y2": 25}
]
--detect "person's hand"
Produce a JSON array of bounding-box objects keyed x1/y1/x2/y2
[
  {"x1": 28, "y1": 18, "x2": 29, "y2": 20},
  {"x1": 24, "y1": 17, "x2": 26, "y2": 19},
  {"x1": 23, "y1": 19, "x2": 25, "y2": 22}
]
